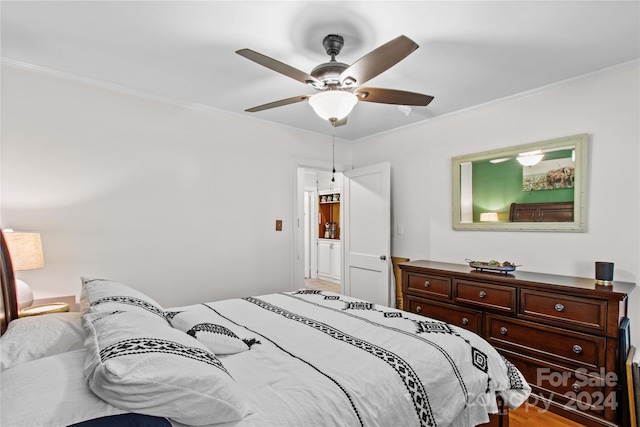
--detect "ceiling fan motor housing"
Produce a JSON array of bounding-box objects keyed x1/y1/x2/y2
[
  {"x1": 311, "y1": 62, "x2": 349, "y2": 86},
  {"x1": 323, "y1": 34, "x2": 344, "y2": 58},
  {"x1": 311, "y1": 35, "x2": 349, "y2": 86}
]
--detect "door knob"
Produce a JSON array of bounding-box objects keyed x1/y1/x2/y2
[{"x1": 380, "y1": 255, "x2": 387, "y2": 260}]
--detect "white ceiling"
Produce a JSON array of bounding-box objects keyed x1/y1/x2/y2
[{"x1": 2, "y1": 1, "x2": 639, "y2": 141}]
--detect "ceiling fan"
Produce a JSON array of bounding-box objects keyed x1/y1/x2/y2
[{"x1": 236, "y1": 34, "x2": 434, "y2": 127}]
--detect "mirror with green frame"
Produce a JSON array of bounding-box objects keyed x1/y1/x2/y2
[{"x1": 452, "y1": 134, "x2": 587, "y2": 231}]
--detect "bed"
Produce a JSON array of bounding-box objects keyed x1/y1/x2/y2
[
  {"x1": 509, "y1": 201, "x2": 574, "y2": 222},
  {"x1": 0, "y1": 230, "x2": 530, "y2": 427}
]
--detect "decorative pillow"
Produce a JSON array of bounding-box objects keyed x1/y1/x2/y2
[
  {"x1": 0, "y1": 349, "x2": 129, "y2": 426},
  {"x1": 82, "y1": 309, "x2": 250, "y2": 425},
  {"x1": 168, "y1": 305, "x2": 259, "y2": 355},
  {"x1": 80, "y1": 277, "x2": 166, "y2": 323},
  {"x1": 1, "y1": 312, "x2": 85, "y2": 371}
]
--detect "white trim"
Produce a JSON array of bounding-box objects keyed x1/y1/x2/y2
[
  {"x1": 354, "y1": 59, "x2": 640, "y2": 143},
  {"x1": 0, "y1": 58, "x2": 331, "y2": 140},
  {"x1": 4, "y1": 57, "x2": 638, "y2": 143}
]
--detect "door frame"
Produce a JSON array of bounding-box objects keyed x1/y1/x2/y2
[
  {"x1": 304, "y1": 189, "x2": 318, "y2": 279},
  {"x1": 291, "y1": 158, "x2": 347, "y2": 292}
]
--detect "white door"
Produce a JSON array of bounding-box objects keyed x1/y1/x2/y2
[{"x1": 342, "y1": 162, "x2": 391, "y2": 306}]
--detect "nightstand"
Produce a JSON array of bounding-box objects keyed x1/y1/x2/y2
[
  {"x1": 19, "y1": 302, "x2": 70, "y2": 317},
  {"x1": 19, "y1": 295, "x2": 79, "y2": 317}
]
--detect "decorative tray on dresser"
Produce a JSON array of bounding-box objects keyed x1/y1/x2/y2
[{"x1": 399, "y1": 260, "x2": 635, "y2": 427}]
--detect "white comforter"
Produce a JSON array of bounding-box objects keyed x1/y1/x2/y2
[
  {"x1": 1, "y1": 290, "x2": 530, "y2": 427},
  {"x1": 175, "y1": 291, "x2": 530, "y2": 427}
]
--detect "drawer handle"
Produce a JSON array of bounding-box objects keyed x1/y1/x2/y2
[
  {"x1": 571, "y1": 383, "x2": 581, "y2": 392},
  {"x1": 424, "y1": 281, "x2": 431, "y2": 288},
  {"x1": 479, "y1": 291, "x2": 487, "y2": 298},
  {"x1": 462, "y1": 317, "x2": 469, "y2": 325},
  {"x1": 416, "y1": 306, "x2": 422, "y2": 313},
  {"x1": 572, "y1": 345, "x2": 583, "y2": 354},
  {"x1": 555, "y1": 303, "x2": 565, "y2": 312},
  {"x1": 500, "y1": 327, "x2": 508, "y2": 335}
]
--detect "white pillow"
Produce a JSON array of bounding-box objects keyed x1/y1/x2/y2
[
  {"x1": 169, "y1": 308, "x2": 253, "y2": 355},
  {"x1": 82, "y1": 309, "x2": 250, "y2": 425},
  {"x1": 1, "y1": 312, "x2": 85, "y2": 371},
  {"x1": 80, "y1": 277, "x2": 166, "y2": 322},
  {"x1": 1, "y1": 349, "x2": 129, "y2": 427}
]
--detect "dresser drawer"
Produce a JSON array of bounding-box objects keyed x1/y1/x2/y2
[
  {"x1": 406, "y1": 296, "x2": 482, "y2": 334},
  {"x1": 454, "y1": 280, "x2": 516, "y2": 313},
  {"x1": 486, "y1": 315, "x2": 605, "y2": 369},
  {"x1": 406, "y1": 272, "x2": 451, "y2": 300},
  {"x1": 519, "y1": 290, "x2": 607, "y2": 333},
  {"x1": 505, "y1": 352, "x2": 609, "y2": 416}
]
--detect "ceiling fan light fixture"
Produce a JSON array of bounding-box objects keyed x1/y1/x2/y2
[
  {"x1": 517, "y1": 154, "x2": 544, "y2": 167},
  {"x1": 308, "y1": 91, "x2": 358, "y2": 123}
]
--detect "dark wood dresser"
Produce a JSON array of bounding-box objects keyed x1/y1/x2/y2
[{"x1": 399, "y1": 260, "x2": 635, "y2": 427}]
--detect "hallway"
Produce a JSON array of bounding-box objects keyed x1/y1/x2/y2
[{"x1": 304, "y1": 278, "x2": 340, "y2": 293}]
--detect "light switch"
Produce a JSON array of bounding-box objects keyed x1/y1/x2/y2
[
  {"x1": 397, "y1": 224, "x2": 404, "y2": 235},
  {"x1": 275, "y1": 220, "x2": 283, "y2": 231}
]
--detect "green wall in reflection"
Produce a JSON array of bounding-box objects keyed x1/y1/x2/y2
[{"x1": 471, "y1": 149, "x2": 574, "y2": 222}]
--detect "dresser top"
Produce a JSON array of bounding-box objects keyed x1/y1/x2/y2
[{"x1": 399, "y1": 260, "x2": 636, "y2": 297}]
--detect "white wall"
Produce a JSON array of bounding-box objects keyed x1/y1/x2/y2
[
  {"x1": 0, "y1": 65, "x2": 351, "y2": 307},
  {"x1": 352, "y1": 66, "x2": 640, "y2": 346},
  {"x1": 2, "y1": 64, "x2": 638, "y2": 346}
]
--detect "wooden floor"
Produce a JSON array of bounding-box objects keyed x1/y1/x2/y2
[
  {"x1": 510, "y1": 403, "x2": 585, "y2": 426},
  {"x1": 304, "y1": 278, "x2": 341, "y2": 293}
]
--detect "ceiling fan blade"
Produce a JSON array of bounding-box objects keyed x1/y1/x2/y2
[
  {"x1": 354, "y1": 87, "x2": 434, "y2": 106},
  {"x1": 339, "y1": 35, "x2": 419, "y2": 87},
  {"x1": 245, "y1": 95, "x2": 310, "y2": 113},
  {"x1": 236, "y1": 49, "x2": 324, "y2": 88}
]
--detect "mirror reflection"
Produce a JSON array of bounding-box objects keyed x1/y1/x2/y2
[{"x1": 452, "y1": 134, "x2": 587, "y2": 231}]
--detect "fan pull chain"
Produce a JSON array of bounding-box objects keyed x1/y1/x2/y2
[{"x1": 332, "y1": 134, "x2": 336, "y2": 179}]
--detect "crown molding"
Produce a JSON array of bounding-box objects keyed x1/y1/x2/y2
[{"x1": 3, "y1": 57, "x2": 638, "y2": 144}]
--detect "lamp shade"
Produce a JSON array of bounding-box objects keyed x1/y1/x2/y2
[
  {"x1": 308, "y1": 91, "x2": 358, "y2": 122},
  {"x1": 4, "y1": 232, "x2": 44, "y2": 271},
  {"x1": 480, "y1": 212, "x2": 499, "y2": 222}
]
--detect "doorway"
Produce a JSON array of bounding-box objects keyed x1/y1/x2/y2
[
  {"x1": 294, "y1": 163, "x2": 343, "y2": 294},
  {"x1": 292, "y1": 160, "x2": 391, "y2": 304}
]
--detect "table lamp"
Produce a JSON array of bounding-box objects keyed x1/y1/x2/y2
[
  {"x1": 3, "y1": 231, "x2": 44, "y2": 309},
  {"x1": 480, "y1": 212, "x2": 499, "y2": 222}
]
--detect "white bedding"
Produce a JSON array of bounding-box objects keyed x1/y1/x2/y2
[
  {"x1": 171, "y1": 291, "x2": 530, "y2": 427},
  {"x1": 1, "y1": 290, "x2": 530, "y2": 427}
]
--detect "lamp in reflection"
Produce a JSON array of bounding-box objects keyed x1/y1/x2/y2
[{"x1": 479, "y1": 212, "x2": 499, "y2": 222}]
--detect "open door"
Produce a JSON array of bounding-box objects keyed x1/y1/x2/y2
[{"x1": 342, "y1": 162, "x2": 391, "y2": 306}]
